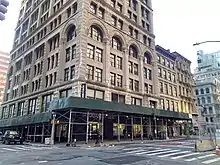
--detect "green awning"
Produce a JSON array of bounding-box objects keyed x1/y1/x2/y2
[
  {"x1": 50, "y1": 97, "x2": 190, "y2": 120},
  {"x1": 0, "y1": 112, "x2": 52, "y2": 128}
]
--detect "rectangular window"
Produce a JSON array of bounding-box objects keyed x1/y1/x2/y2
[
  {"x1": 64, "y1": 68, "x2": 69, "y2": 81},
  {"x1": 28, "y1": 98, "x2": 37, "y2": 115},
  {"x1": 128, "y1": 61, "x2": 133, "y2": 73},
  {"x1": 116, "y1": 56, "x2": 122, "y2": 69},
  {"x1": 95, "y1": 68, "x2": 102, "y2": 82},
  {"x1": 87, "y1": 65, "x2": 94, "y2": 80},
  {"x1": 110, "y1": 72, "x2": 116, "y2": 85},
  {"x1": 87, "y1": 44, "x2": 95, "y2": 59},
  {"x1": 70, "y1": 65, "x2": 75, "y2": 79},
  {"x1": 17, "y1": 101, "x2": 24, "y2": 117},
  {"x1": 110, "y1": 54, "x2": 116, "y2": 67},
  {"x1": 134, "y1": 80, "x2": 139, "y2": 91},
  {"x1": 66, "y1": 47, "x2": 70, "y2": 62},
  {"x1": 96, "y1": 48, "x2": 103, "y2": 62},
  {"x1": 117, "y1": 74, "x2": 122, "y2": 87},
  {"x1": 129, "y1": 78, "x2": 133, "y2": 90},
  {"x1": 42, "y1": 94, "x2": 52, "y2": 112},
  {"x1": 133, "y1": 63, "x2": 138, "y2": 75},
  {"x1": 72, "y1": 45, "x2": 76, "y2": 59},
  {"x1": 60, "y1": 88, "x2": 72, "y2": 98}
]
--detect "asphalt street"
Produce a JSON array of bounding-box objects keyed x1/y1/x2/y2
[{"x1": 0, "y1": 140, "x2": 219, "y2": 165}]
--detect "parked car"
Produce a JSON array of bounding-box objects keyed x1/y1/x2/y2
[
  {"x1": 2, "y1": 130, "x2": 24, "y2": 145},
  {"x1": 0, "y1": 132, "x2": 3, "y2": 141}
]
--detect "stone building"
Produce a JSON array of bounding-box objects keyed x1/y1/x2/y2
[
  {"x1": 0, "y1": 0, "x2": 195, "y2": 143},
  {"x1": 0, "y1": 51, "x2": 9, "y2": 105}
]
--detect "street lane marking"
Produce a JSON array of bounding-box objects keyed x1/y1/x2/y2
[
  {"x1": 171, "y1": 152, "x2": 200, "y2": 159},
  {"x1": 158, "y1": 151, "x2": 191, "y2": 158},
  {"x1": 123, "y1": 147, "x2": 141, "y2": 151},
  {"x1": 2, "y1": 148, "x2": 18, "y2": 152},
  {"x1": 38, "y1": 161, "x2": 48, "y2": 164},
  {"x1": 14, "y1": 147, "x2": 30, "y2": 151},
  {"x1": 126, "y1": 149, "x2": 145, "y2": 154},
  {"x1": 135, "y1": 149, "x2": 169, "y2": 155},
  {"x1": 146, "y1": 149, "x2": 179, "y2": 156},
  {"x1": 202, "y1": 157, "x2": 220, "y2": 164},
  {"x1": 185, "y1": 154, "x2": 216, "y2": 162}
]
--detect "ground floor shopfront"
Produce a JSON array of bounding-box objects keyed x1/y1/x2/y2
[{"x1": 0, "y1": 97, "x2": 192, "y2": 144}]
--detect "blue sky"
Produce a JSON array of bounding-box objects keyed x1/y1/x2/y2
[{"x1": 1, "y1": 0, "x2": 220, "y2": 71}]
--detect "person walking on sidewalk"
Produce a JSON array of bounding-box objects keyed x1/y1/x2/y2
[{"x1": 95, "y1": 129, "x2": 100, "y2": 144}]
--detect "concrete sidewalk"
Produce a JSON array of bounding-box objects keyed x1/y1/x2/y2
[{"x1": 24, "y1": 137, "x2": 190, "y2": 148}]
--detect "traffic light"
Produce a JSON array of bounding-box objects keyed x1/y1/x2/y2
[{"x1": 0, "y1": 0, "x2": 9, "y2": 21}]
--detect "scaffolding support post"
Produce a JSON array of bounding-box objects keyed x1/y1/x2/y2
[
  {"x1": 131, "y1": 116, "x2": 134, "y2": 141},
  {"x1": 86, "y1": 111, "x2": 89, "y2": 144},
  {"x1": 33, "y1": 124, "x2": 36, "y2": 142},
  {"x1": 141, "y1": 116, "x2": 144, "y2": 141},
  {"x1": 41, "y1": 124, "x2": 45, "y2": 144},
  {"x1": 67, "y1": 110, "x2": 72, "y2": 144},
  {"x1": 101, "y1": 113, "x2": 104, "y2": 143},
  {"x1": 117, "y1": 114, "x2": 120, "y2": 142}
]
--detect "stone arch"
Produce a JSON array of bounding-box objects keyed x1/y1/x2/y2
[
  {"x1": 143, "y1": 48, "x2": 156, "y2": 63},
  {"x1": 110, "y1": 30, "x2": 126, "y2": 48},
  {"x1": 127, "y1": 40, "x2": 143, "y2": 55},
  {"x1": 61, "y1": 20, "x2": 78, "y2": 41},
  {"x1": 144, "y1": 51, "x2": 153, "y2": 64},
  {"x1": 86, "y1": 18, "x2": 109, "y2": 39}
]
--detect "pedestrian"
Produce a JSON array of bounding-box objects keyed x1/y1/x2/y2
[{"x1": 95, "y1": 129, "x2": 100, "y2": 144}]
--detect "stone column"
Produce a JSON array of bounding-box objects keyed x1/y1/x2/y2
[
  {"x1": 139, "y1": 55, "x2": 144, "y2": 94},
  {"x1": 123, "y1": 47, "x2": 129, "y2": 90},
  {"x1": 57, "y1": 37, "x2": 66, "y2": 84},
  {"x1": 103, "y1": 38, "x2": 111, "y2": 101}
]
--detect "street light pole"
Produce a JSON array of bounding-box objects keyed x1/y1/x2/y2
[{"x1": 193, "y1": 41, "x2": 220, "y2": 46}]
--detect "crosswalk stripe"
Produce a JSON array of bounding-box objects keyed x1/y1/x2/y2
[
  {"x1": 135, "y1": 148, "x2": 169, "y2": 155},
  {"x1": 158, "y1": 151, "x2": 191, "y2": 158},
  {"x1": 122, "y1": 147, "x2": 141, "y2": 151},
  {"x1": 2, "y1": 148, "x2": 18, "y2": 152},
  {"x1": 126, "y1": 149, "x2": 145, "y2": 154},
  {"x1": 13, "y1": 147, "x2": 30, "y2": 151},
  {"x1": 146, "y1": 149, "x2": 179, "y2": 156},
  {"x1": 202, "y1": 157, "x2": 220, "y2": 164},
  {"x1": 185, "y1": 154, "x2": 216, "y2": 162},
  {"x1": 171, "y1": 152, "x2": 200, "y2": 160}
]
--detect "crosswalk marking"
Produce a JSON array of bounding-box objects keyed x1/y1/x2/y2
[
  {"x1": 126, "y1": 149, "x2": 145, "y2": 154},
  {"x1": 122, "y1": 147, "x2": 141, "y2": 151},
  {"x1": 14, "y1": 147, "x2": 30, "y2": 151},
  {"x1": 158, "y1": 150, "x2": 191, "y2": 158},
  {"x1": 2, "y1": 148, "x2": 18, "y2": 152},
  {"x1": 185, "y1": 154, "x2": 216, "y2": 162},
  {"x1": 135, "y1": 148, "x2": 169, "y2": 155},
  {"x1": 171, "y1": 152, "x2": 200, "y2": 160},
  {"x1": 146, "y1": 149, "x2": 179, "y2": 156},
  {"x1": 202, "y1": 157, "x2": 220, "y2": 164}
]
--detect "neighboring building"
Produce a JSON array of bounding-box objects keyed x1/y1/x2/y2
[
  {"x1": 156, "y1": 45, "x2": 196, "y2": 135},
  {"x1": 194, "y1": 50, "x2": 220, "y2": 134},
  {"x1": 0, "y1": 51, "x2": 9, "y2": 105},
  {"x1": 0, "y1": 0, "x2": 194, "y2": 143},
  {"x1": 194, "y1": 78, "x2": 220, "y2": 134},
  {"x1": 0, "y1": 0, "x2": 9, "y2": 21}
]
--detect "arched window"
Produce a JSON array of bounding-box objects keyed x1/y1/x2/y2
[
  {"x1": 206, "y1": 88, "x2": 210, "y2": 93},
  {"x1": 202, "y1": 97, "x2": 206, "y2": 104},
  {"x1": 144, "y1": 52, "x2": 151, "y2": 64},
  {"x1": 89, "y1": 25, "x2": 103, "y2": 42},
  {"x1": 66, "y1": 25, "x2": 76, "y2": 42},
  {"x1": 200, "y1": 88, "x2": 204, "y2": 94},
  {"x1": 129, "y1": 45, "x2": 138, "y2": 58},
  {"x1": 112, "y1": 36, "x2": 122, "y2": 51}
]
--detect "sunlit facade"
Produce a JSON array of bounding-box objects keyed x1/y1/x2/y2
[{"x1": 0, "y1": 0, "x2": 195, "y2": 143}]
